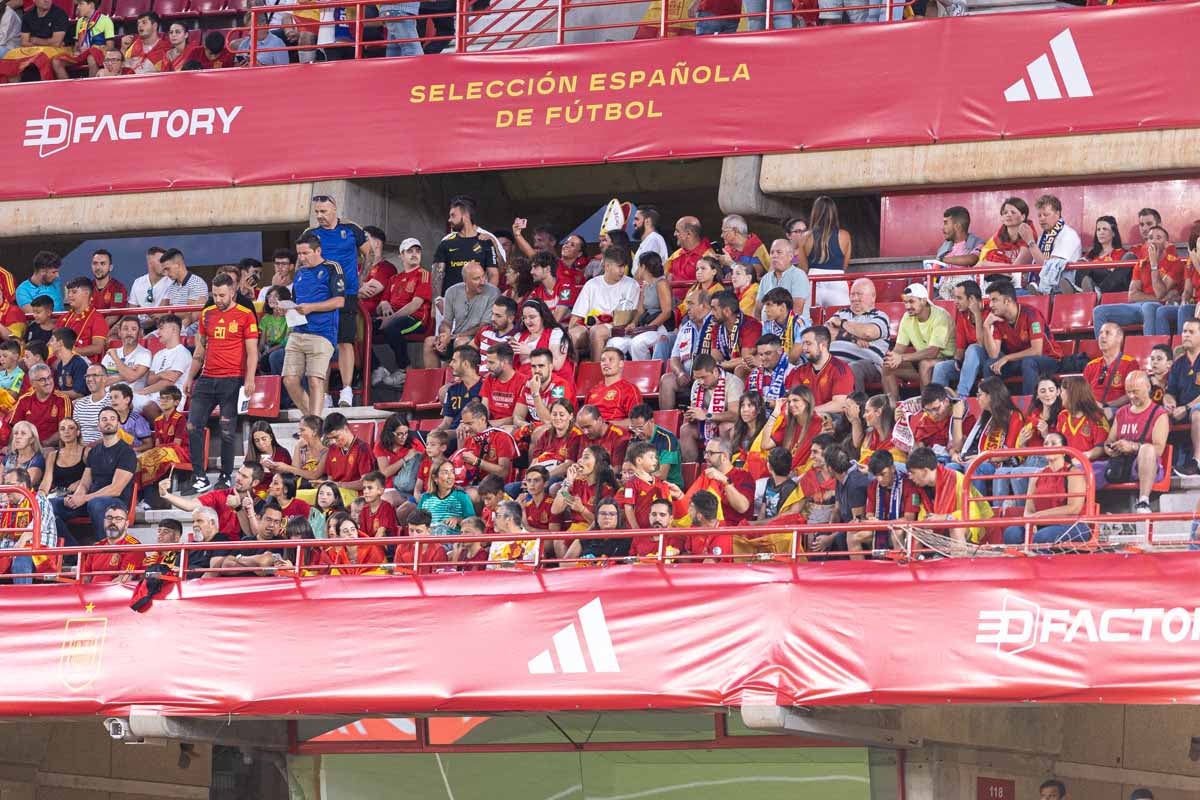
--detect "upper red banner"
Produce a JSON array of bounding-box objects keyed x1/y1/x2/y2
[
  {"x1": 14, "y1": 553, "x2": 1200, "y2": 717},
  {"x1": 2, "y1": 1, "x2": 1198, "y2": 202}
]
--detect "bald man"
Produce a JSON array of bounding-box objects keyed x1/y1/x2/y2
[
  {"x1": 423, "y1": 262, "x2": 500, "y2": 366},
  {"x1": 825, "y1": 278, "x2": 891, "y2": 392},
  {"x1": 666, "y1": 216, "x2": 715, "y2": 283},
  {"x1": 1097, "y1": 370, "x2": 1168, "y2": 513}
]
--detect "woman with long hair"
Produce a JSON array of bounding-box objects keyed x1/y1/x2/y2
[
  {"x1": 610, "y1": 251, "x2": 674, "y2": 361},
  {"x1": 1055, "y1": 376, "x2": 1111, "y2": 463},
  {"x1": 3, "y1": 421, "x2": 44, "y2": 488},
  {"x1": 530, "y1": 398, "x2": 583, "y2": 481},
  {"x1": 796, "y1": 196, "x2": 853, "y2": 307},
  {"x1": 1002, "y1": 431, "x2": 1090, "y2": 547},
  {"x1": 850, "y1": 393, "x2": 903, "y2": 466},
  {"x1": 954, "y1": 377, "x2": 1024, "y2": 497},
  {"x1": 750, "y1": 385, "x2": 819, "y2": 474},
  {"x1": 730, "y1": 261, "x2": 759, "y2": 317},
  {"x1": 563, "y1": 496, "x2": 630, "y2": 562},
  {"x1": 977, "y1": 198, "x2": 1034, "y2": 286},
  {"x1": 1081, "y1": 214, "x2": 1131, "y2": 295},
  {"x1": 320, "y1": 512, "x2": 387, "y2": 575},
  {"x1": 268, "y1": 414, "x2": 326, "y2": 491},
  {"x1": 244, "y1": 420, "x2": 291, "y2": 496},
  {"x1": 162, "y1": 22, "x2": 192, "y2": 72},
  {"x1": 375, "y1": 413, "x2": 424, "y2": 508},
  {"x1": 731, "y1": 392, "x2": 768, "y2": 470},
  {"x1": 511, "y1": 298, "x2": 573, "y2": 378},
  {"x1": 503, "y1": 255, "x2": 535, "y2": 304},
  {"x1": 559, "y1": 234, "x2": 589, "y2": 287},
  {"x1": 989, "y1": 373, "x2": 1064, "y2": 507},
  {"x1": 550, "y1": 445, "x2": 619, "y2": 537},
  {"x1": 40, "y1": 418, "x2": 86, "y2": 496},
  {"x1": 306, "y1": 480, "x2": 346, "y2": 540}
]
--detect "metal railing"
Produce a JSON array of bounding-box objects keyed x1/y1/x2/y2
[{"x1": 245, "y1": 0, "x2": 914, "y2": 65}]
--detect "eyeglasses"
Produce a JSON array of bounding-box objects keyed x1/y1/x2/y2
[{"x1": 104, "y1": 514, "x2": 127, "y2": 521}]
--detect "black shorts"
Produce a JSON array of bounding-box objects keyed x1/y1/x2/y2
[{"x1": 338, "y1": 295, "x2": 360, "y2": 344}]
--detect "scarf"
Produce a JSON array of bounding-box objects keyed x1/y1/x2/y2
[
  {"x1": 778, "y1": 312, "x2": 798, "y2": 354},
  {"x1": 80, "y1": 11, "x2": 105, "y2": 48},
  {"x1": 695, "y1": 314, "x2": 716, "y2": 359},
  {"x1": 1037, "y1": 218, "x2": 1064, "y2": 260},
  {"x1": 876, "y1": 474, "x2": 908, "y2": 522},
  {"x1": 763, "y1": 354, "x2": 790, "y2": 402},
  {"x1": 715, "y1": 312, "x2": 744, "y2": 361},
  {"x1": 690, "y1": 372, "x2": 727, "y2": 441}
]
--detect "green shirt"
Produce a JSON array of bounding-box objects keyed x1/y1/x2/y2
[
  {"x1": 896, "y1": 304, "x2": 954, "y2": 358},
  {"x1": 260, "y1": 313, "x2": 289, "y2": 348},
  {"x1": 649, "y1": 426, "x2": 683, "y2": 486}
]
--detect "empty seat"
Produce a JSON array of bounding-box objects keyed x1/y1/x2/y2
[
  {"x1": 245, "y1": 375, "x2": 281, "y2": 418},
  {"x1": 349, "y1": 421, "x2": 376, "y2": 448},
  {"x1": 1049, "y1": 292, "x2": 1096, "y2": 336},
  {"x1": 154, "y1": 0, "x2": 194, "y2": 18},
  {"x1": 375, "y1": 367, "x2": 449, "y2": 414},
  {"x1": 573, "y1": 361, "x2": 603, "y2": 403},
  {"x1": 190, "y1": 0, "x2": 227, "y2": 13},
  {"x1": 1017, "y1": 293, "x2": 1049, "y2": 322},
  {"x1": 652, "y1": 409, "x2": 681, "y2": 436},
  {"x1": 623, "y1": 360, "x2": 664, "y2": 400},
  {"x1": 1122, "y1": 335, "x2": 1171, "y2": 368},
  {"x1": 111, "y1": 0, "x2": 150, "y2": 20}
]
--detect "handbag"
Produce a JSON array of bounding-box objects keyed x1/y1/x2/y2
[{"x1": 1104, "y1": 406, "x2": 1160, "y2": 484}]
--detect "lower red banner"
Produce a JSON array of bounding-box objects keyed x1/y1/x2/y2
[{"x1": 10, "y1": 552, "x2": 1200, "y2": 716}]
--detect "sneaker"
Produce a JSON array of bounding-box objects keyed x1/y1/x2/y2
[
  {"x1": 1174, "y1": 462, "x2": 1200, "y2": 477},
  {"x1": 338, "y1": 386, "x2": 353, "y2": 407},
  {"x1": 137, "y1": 500, "x2": 152, "y2": 512},
  {"x1": 371, "y1": 366, "x2": 392, "y2": 386},
  {"x1": 383, "y1": 369, "x2": 407, "y2": 388},
  {"x1": 190, "y1": 475, "x2": 212, "y2": 494},
  {"x1": 1134, "y1": 499, "x2": 1152, "y2": 514},
  {"x1": 214, "y1": 474, "x2": 232, "y2": 491}
]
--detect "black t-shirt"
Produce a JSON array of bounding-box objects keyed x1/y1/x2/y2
[
  {"x1": 54, "y1": 354, "x2": 88, "y2": 397},
  {"x1": 22, "y1": 5, "x2": 70, "y2": 41},
  {"x1": 23, "y1": 323, "x2": 53, "y2": 348},
  {"x1": 187, "y1": 531, "x2": 234, "y2": 577},
  {"x1": 835, "y1": 466, "x2": 871, "y2": 524},
  {"x1": 432, "y1": 233, "x2": 496, "y2": 295},
  {"x1": 86, "y1": 439, "x2": 138, "y2": 506}
]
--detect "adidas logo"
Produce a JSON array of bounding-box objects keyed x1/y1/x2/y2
[
  {"x1": 1004, "y1": 29, "x2": 1092, "y2": 103},
  {"x1": 527, "y1": 597, "x2": 620, "y2": 674}
]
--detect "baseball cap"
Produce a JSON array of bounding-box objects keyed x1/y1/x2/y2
[
  {"x1": 902, "y1": 283, "x2": 929, "y2": 300},
  {"x1": 399, "y1": 237, "x2": 422, "y2": 252}
]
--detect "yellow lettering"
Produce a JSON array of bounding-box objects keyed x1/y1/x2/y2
[{"x1": 409, "y1": 85, "x2": 426, "y2": 103}]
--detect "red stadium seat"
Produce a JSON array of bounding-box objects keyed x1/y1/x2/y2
[
  {"x1": 140, "y1": 335, "x2": 165, "y2": 357},
  {"x1": 349, "y1": 421, "x2": 376, "y2": 449},
  {"x1": 875, "y1": 302, "x2": 905, "y2": 340},
  {"x1": 1122, "y1": 335, "x2": 1170, "y2": 369},
  {"x1": 653, "y1": 409, "x2": 681, "y2": 436},
  {"x1": 574, "y1": 361, "x2": 603, "y2": 403},
  {"x1": 1012, "y1": 395, "x2": 1032, "y2": 414},
  {"x1": 1049, "y1": 292, "x2": 1096, "y2": 337},
  {"x1": 1099, "y1": 292, "x2": 1128, "y2": 306},
  {"x1": 190, "y1": 0, "x2": 227, "y2": 15},
  {"x1": 681, "y1": 462, "x2": 699, "y2": 487},
  {"x1": 1107, "y1": 444, "x2": 1172, "y2": 496},
  {"x1": 245, "y1": 375, "x2": 281, "y2": 419},
  {"x1": 374, "y1": 367, "x2": 449, "y2": 414},
  {"x1": 111, "y1": 0, "x2": 150, "y2": 20},
  {"x1": 624, "y1": 360, "x2": 664, "y2": 400},
  {"x1": 154, "y1": 0, "x2": 195, "y2": 18},
  {"x1": 225, "y1": 0, "x2": 248, "y2": 13},
  {"x1": 933, "y1": 299, "x2": 955, "y2": 319},
  {"x1": 872, "y1": 277, "x2": 909, "y2": 303},
  {"x1": 176, "y1": 429, "x2": 210, "y2": 475},
  {"x1": 1017, "y1": 293, "x2": 1049, "y2": 322}
]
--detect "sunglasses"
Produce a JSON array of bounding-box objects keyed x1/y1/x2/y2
[{"x1": 311, "y1": 195, "x2": 335, "y2": 204}]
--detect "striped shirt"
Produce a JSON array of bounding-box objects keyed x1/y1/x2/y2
[
  {"x1": 829, "y1": 307, "x2": 891, "y2": 366},
  {"x1": 73, "y1": 392, "x2": 110, "y2": 445}
]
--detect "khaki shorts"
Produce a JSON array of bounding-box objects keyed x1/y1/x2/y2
[{"x1": 282, "y1": 333, "x2": 335, "y2": 379}]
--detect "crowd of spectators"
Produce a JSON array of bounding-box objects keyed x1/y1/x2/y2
[{"x1": 1, "y1": 188, "x2": 1199, "y2": 582}]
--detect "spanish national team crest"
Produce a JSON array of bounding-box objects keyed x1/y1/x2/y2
[{"x1": 59, "y1": 605, "x2": 107, "y2": 691}]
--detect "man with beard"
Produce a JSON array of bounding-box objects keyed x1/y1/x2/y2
[
  {"x1": 81, "y1": 505, "x2": 141, "y2": 584},
  {"x1": 53, "y1": 407, "x2": 136, "y2": 542}
]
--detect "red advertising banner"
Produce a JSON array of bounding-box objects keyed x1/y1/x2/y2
[
  {"x1": 2, "y1": 1, "x2": 1198, "y2": 202},
  {"x1": 9, "y1": 552, "x2": 1200, "y2": 717}
]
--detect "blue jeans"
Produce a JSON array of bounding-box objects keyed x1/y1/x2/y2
[
  {"x1": 930, "y1": 359, "x2": 960, "y2": 392},
  {"x1": 1148, "y1": 303, "x2": 1195, "y2": 337},
  {"x1": 1092, "y1": 301, "x2": 1160, "y2": 338},
  {"x1": 1003, "y1": 522, "x2": 1090, "y2": 546},
  {"x1": 993, "y1": 456, "x2": 1047, "y2": 504},
  {"x1": 742, "y1": 0, "x2": 794, "y2": 30},
  {"x1": 50, "y1": 496, "x2": 123, "y2": 545},
  {"x1": 381, "y1": 3, "x2": 423, "y2": 57},
  {"x1": 696, "y1": 9, "x2": 739, "y2": 33},
  {"x1": 968, "y1": 460, "x2": 1015, "y2": 501},
  {"x1": 10, "y1": 555, "x2": 32, "y2": 585},
  {"x1": 957, "y1": 343, "x2": 1058, "y2": 397}
]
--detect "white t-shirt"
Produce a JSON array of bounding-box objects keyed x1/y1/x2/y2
[
  {"x1": 146, "y1": 344, "x2": 192, "y2": 398},
  {"x1": 570, "y1": 275, "x2": 640, "y2": 319},
  {"x1": 634, "y1": 231, "x2": 669, "y2": 270},
  {"x1": 101, "y1": 345, "x2": 152, "y2": 391},
  {"x1": 129, "y1": 274, "x2": 170, "y2": 310}
]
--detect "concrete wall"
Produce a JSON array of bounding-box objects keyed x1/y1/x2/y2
[{"x1": 0, "y1": 720, "x2": 212, "y2": 800}]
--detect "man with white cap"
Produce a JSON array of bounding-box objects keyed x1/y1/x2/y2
[
  {"x1": 374, "y1": 237, "x2": 432, "y2": 388},
  {"x1": 881, "y1": 283, "x2": 955, "y2": 400}
]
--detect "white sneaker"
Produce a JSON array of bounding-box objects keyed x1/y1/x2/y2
[
  {"x1": 338, "y1": 387, "x2": 353, "y2": 407},
  {"x1": 371, "y1": 366, "x2": 392, "y2": 385},
  {"x1": 383, "y1": 369, "x2": 407, "y2": 388}
]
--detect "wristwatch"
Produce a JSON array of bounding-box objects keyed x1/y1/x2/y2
[{"x1": 706, "y1": 412, "x2": 713, "y2": 420}]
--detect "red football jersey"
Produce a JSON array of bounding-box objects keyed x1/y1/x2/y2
[
  {"x1": 616, "y1": 474, "x2": 672, "y2": 529},
  {"x1": 585, "y1": 378, "x2": 639, "y2": 422},
  {"x1": 360, "y1": 260, "x2": 398, "y2": 318},
  {"x1": 62, "y1": 306, "x2": 110, "y2": 361},
  {"x1": 152, "y1": 410, "x2": 191, "y2": 462},
  {"x1": 1082, "y1": 354, "x2": 1137, "y2": 405},
  {"x1": 481, "y1": 369, "x2": 525, "y2": 421},
  {"x1": 785, "y1": 356, "x2": 854, "y2": 407},
  {"x1": 522, "y1": 494, "x2": 556, "y2": 530},
  {"x1": 8, "y1": 390, "x2": 72, "y2": 442},
  {"x1": 325, "y1": 439, "x2": 373, "y2": 484},
  {"x1": 384, "y1": 266, "x2": 432, "y2": 326},
  {"x1": 198, "y1": 304, "x2": 259, "y2": 378},
  {"x1": 82, "y1": 534, "x2": 142, "y2": 582},
  {"x1": 198, "y1": 490, "x2": 241, "y2": 536},
  {"x1": 91, "y1": 278, "x2": 129, "y2": 311},
  {"x1": 990, "y1": 305, "x2": 1062, "y2": 359},
  {"x1": 359, "y1": 499, "x2": 398, "y2": 538},
  {"x1": 465, "y1": 428, "x2": 519, "y2": 482},
  {"x1": 583, "y1": 423, "x2": 630, "y2": 467}
]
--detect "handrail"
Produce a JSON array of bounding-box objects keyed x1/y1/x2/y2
[
  {"x1": 805, "y1": 257, "x2": 1131, "y2": 287},
  {"x1": 19, "y1": 508, "x2": 1200, "y2": 582},
  {"x1": 960, "y1": 446, "x2": 1099, "y2": 531},
  {"x1": 236, "y1": 0, "x2": 914, "y2": 65}
]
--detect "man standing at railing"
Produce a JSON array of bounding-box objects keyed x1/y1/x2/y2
[
  {"x1": 184, "y1": 273, "x2": 258, "y2": 494},
  {"x1": 380, "y1": 0, "x2": 423, "y2": 57},
  {"x1": 303, "y1": 195, "x2": 368, "y2": 409}
]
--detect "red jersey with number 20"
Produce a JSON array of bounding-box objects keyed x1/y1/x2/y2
[{"x1": 198, "y1": 304, "x2": 259, "y2": 378}]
